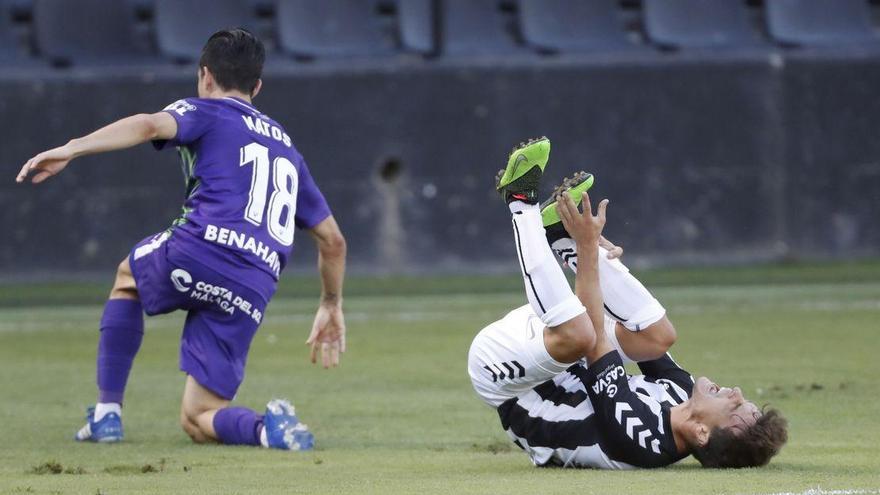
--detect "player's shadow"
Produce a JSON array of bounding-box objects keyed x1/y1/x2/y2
[{"x1": 666, "y1": 461, "x2": 826, "y2": 472}]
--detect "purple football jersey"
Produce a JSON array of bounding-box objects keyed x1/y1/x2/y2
[{"x1": 154, "y1": 97, "x2": 330, "y2": 283}]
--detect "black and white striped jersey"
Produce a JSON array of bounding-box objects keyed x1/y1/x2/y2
[{"x1": 497, "y1": 351, "x2": 694, "y2": 469}]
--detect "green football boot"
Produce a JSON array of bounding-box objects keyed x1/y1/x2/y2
[
  {"x1": 540, "y1": 171, "x2": 594, "y2": 244},
  {"x1": 495, "y1": 136, "x2": 551, "y2": 204}
]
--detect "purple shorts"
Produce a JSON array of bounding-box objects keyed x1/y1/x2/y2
[{"x1": 129, "y1": 231, "x2": 275, "y2": 400}]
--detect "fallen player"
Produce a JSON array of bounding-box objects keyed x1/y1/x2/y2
[{"x1": 468, "y1": 137, "x2": 787, "y2": 468}]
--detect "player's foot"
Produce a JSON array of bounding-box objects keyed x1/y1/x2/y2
[
  {"x1": 540, "y1": 171, "x2": 594, "y2": 244},
  {"x1": 264, "y1": 399, "x2": 314, "y2": 451},
  {"x1": 495, "y1": 136, "x2": 551, "y2": 204},
  {"x1": 74, "y1": 406, "x2": 123, "y2": 443}
]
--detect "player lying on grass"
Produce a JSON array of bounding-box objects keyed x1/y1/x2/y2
[
  {"x1": 467, "y1": 137, "x2": 787, "y2": 468},
  {"x1": 16, "y1": 29, "x2": 346, "y2": 450}
]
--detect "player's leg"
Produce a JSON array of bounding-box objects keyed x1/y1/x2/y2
[
  {"x1": 179, "y1": 285, "x2": 313, "y2": 450},
  {"x1": 496, "y1": 138, "x2": 592, "y2": 364},
  {"x1": 180, "y1": 375, "x2": 230, "y2": 443},
  {"x1": 177, "y1": 306, "x2": 265, "y2": 446},
  {"x1": 541, "y1": 173, "x2": 676, "y2": 362},
  {"x1": 180, "y1": 375, "x2": 310, "y2": 450},
  {"x1": 552, "y1": 239, "x2": 676, "y2": 360},
  {"x1": 76, "y1": 256, "x2": 146, "y2": 442}
]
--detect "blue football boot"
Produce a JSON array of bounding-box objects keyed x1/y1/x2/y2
[
  {"x1": 264, "y1": 399, "x2": 314, "y2": 451},
  {"x1": 74, "y1": 406, "x2": 123, "y2": 443}
]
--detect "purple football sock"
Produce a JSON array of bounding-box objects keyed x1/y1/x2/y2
[
  {"x1": 96, "y1": 299, "x2": 144, "y2": 405},
  {"x1": 213, "y1": 407, "x2": 265, "y2": 446}
]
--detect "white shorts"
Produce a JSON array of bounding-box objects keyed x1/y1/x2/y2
[{"x1": 467, "y1": 305, "x2": 620, "y2": 407}]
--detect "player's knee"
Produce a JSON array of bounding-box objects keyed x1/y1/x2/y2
[
  {"x1": 110, "y1": 258, "x2": 138, "y2": 300},
  {"x1": 546, "y1": 317, "x2": 595, "y2": 363},
  {"x1": 180, "y1": 414, "x2": 212, "y2": 444},
  {"x1": 651, "y1": 316, "x2": 678, "y2": 353},
  {"x1": 645, "y1": 317, "x2": 677, "y2": 354},
  {"x1": 180, "y1": 415, "x2": 202, "y2": 442}
]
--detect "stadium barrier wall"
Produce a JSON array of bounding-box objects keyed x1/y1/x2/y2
[{"x1": 1, "y1": 51, "x2": 878, "y2": 278}]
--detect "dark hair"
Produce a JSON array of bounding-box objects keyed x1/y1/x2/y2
[
  {"x1": 199, "y1": 28, "x2": 265, "y2": 95},
  {"x1": 692, "y1": 408, "x2": 788, "y2": 468}
]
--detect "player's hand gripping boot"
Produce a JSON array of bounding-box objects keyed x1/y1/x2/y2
[
  {"x1": 74, "y1": 406, "x2": 124, "y2": 443},
  {"x1": 495, "y1": 137, "x2": 551, "y2": 204},
  {"x1": 540, "y1": 171, "x2": 594, "y2": 245}
]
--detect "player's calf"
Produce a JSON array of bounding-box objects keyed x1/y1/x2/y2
[{"x1": 612, "y1": 316, "x2": 677, "y2": 362}]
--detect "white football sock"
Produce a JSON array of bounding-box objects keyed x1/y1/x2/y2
[
  {"x1": 550, "y1": 237, "x2": 666, "y2": 332},
  {"x1": 260, "y1": 426, "x2": 269, "y2": 448},
  {"x1": 509, "y1": 202, "x2": 585, "y2": 328},
  {"x1": 94, "y1": 402, "x2": 121, "y2": 422}
]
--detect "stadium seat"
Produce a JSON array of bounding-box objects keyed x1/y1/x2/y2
[
  {"x1": 276, "y1": 0, "x2": 395, "y2": 58},
  {"x1": 441, "y1": 0, "x2": 523, "y2": 55},
  {"x1": 155, "y1": 0, "x2": 257, "y2": 63},
  {"x1": 32, "y1": 0, "x2": 151, "y2": 66},
  {"x1": 6, "y1": 0, "x2": 31, "y2": 18},
  {"x1": 0, "y1": 0, "x2": 22, "y2": 62},
  {"x1": 643, "y1": 0, "x2": 761, "y2": 49},
  {"x1": 518, "y1": 0, "x2": 635, "y2": 53},
  {"x1": 397, "y1": 0, "x2": 435, "y2": 55},
  {"x1": 765, "y1": 0, "x2": 879, "y2": 47}
]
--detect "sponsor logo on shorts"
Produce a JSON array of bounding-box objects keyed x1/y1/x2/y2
[
  {"x1": 170, "y1": 269, "x2": 192, "y2": 292},
  {"x1": 169, "y1": 271, "x2": 263, "y2": 324},
  {"x1": 189, "y1": 281, "x2": 263, "y2": 324}
]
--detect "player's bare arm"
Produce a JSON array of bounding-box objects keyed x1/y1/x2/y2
[
  {"x1": 557, "y1": 191, "x2": 609, "y2": 352},
  {"x1": 16, "y1": 112, "x2": 178, "y2": 184},
  {"x1": 306, "y1": 215, "x2": 347, "y2": 369}
]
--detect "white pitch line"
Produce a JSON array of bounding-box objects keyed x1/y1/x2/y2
[
  {"x1": 0, "y1": 309, "x2": 501, "y2": 333},
  {"x1": 740, "y1": 488, "x2": 880, "y2": 495}
]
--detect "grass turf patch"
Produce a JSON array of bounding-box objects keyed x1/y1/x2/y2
[{"x1": 0, "y1": 272, "x2": 878, "y2": 494}]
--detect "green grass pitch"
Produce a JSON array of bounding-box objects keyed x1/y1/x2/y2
[{"x1": 1, "y1": 264, "x2": 879, "y2": 494}]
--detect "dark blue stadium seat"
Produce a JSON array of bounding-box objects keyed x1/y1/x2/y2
[
  {"x1": 6, "y1": 0, "x2": 31, "y2": 18},
  {"x1": 518, "y1": 0, "x2": 635, "y2": 53},
  {"x1": 0, "y1": 0, "x2": 50, "y2": 68},
  {"x1": 643, "y1": 0, "x2": 761, "y2": 49},
  {"x1": 155, "y1": 0, "x2": 257, "y2": 63},
  {"x1": 276, "y1": 0, "x2": 395, "y2": 58},
  {"x1": 765, "y1": 0, "x2": 879, "y2": 47},
  {"x1": 0, "y1": 0, "x2": 22, "y2": 62},
  {"x1": 32, "y1": 0, "x2": 152, "y2": 66},
  {"x1": 441, "y1": 0, "x2": 523, "y2": 55},
  {"x1": 398, "y1": 0, "x2": 435, "y2": 54}
]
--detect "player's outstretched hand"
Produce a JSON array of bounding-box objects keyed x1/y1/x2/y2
[
  {"x1": 306, "y1": 303, "x2": 346, "y2": 369},
  {"x1": 557, "y1": 191, "x2": 609, "y2": 247},
  {"x1": 16, "y1": 144, "x2": 75, "y2": 184}
]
